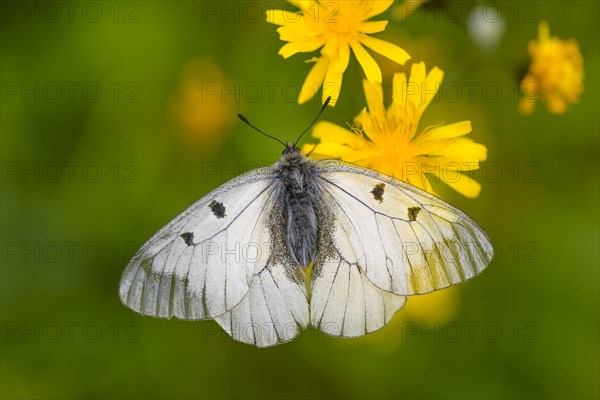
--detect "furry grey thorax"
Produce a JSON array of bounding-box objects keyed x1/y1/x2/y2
[{"x1": 273, "y1": 145, "x2": 324, "y2": 268}]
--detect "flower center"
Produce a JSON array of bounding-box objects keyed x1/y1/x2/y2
[
  {"x1": 369, "y1": 129, "x2": 417, "y2": 177},
  {"x1": 320, "y1": 3, "x2": 366, "y2": 40}
]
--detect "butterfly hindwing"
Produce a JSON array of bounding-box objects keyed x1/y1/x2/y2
[
  {"x1": 119, "y1": 168, "x2": 278, "y2": 320},
  {"x1": 310, "y1": 255, "x2": 407, "y2": 338},
  {"x1": 215, "y1": 261, "x2": 309, "y2": 347},
  {"x1": 316, "y1": 160, "x2": 494, "y2": 296}
]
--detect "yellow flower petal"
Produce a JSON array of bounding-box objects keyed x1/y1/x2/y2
[
  {"x1": 323, "y1": 64, "x2": 343, "y2": 106},
  {"x1": 351, "y1": 41, "x2": 382, "y2": 83},
  {"x1": 362, "y1": 80, "x2": 385, "y2": 116},
  {"x1": 408, "y1": 62, "x2": 426, "y2": 86},
  {"x1": 419, "y1": 158, "x2": 481, "y2": 171},
  {"x1": 437, "y1": 160, "x2": 482, "y2": 171},
  {"x1": 441, "y1": 140, "x2": 488, "y2": 161},
  {"x1": 265, "y1": 9, "x2": 299, "y2": 26},
  {"x1": 403, "y1": 61, "x2": 426, "y2": 111},
  {"x1": 312, "y1": 121, "x2": 364, "y2": 147},
  {"x1": 418, "y1": 66, "x2": 444, "y2": 118},
  {"x1": 321, "y1": 34, "x2": 340, "y2": 58},
  {"x1": 359, "y1": 35, "x2": 411, "y2": 65},
  {"x1": 404, "y1": 62, "x2": 444, "y2": 121},
  {"x1": 519, "y1": 99, "x2": 535, "y2": 114},
  {"x1": 329, "y1": 42, "x2": 350, "y2": 73},
  {"x1": 277, "y1": 23, "x2": 316, "y2": 42},
  {"x1": 434, "y1": 171, "x2": 482, "y2": 198},
  {"x1": 418, "y1": 121, "x2": 472, "y2": 142},
  {"x1": 547, "y1": 96, "x2": 568, "y2": 114},
  {"x1": 353, "y1": 107, "x2": 369, "y2": 128},
  {"x1": 279, "y1": 39, "x2": 324, "y2": 59},
  {"x1": 299, "y1": 56, "x2": 329, "y2": 104},
  {"x1": 538, "y1": 20, "x2": 550, "y2": 41},
  {"x1": 359, "y1": 21, "x2": 388, "y2": 34},
  {"x1": 340, "y1": 149, "x2": 380, "y2": 163},
  {"x1": 392, "y1": 72, "x2": 408, "y2": 105},
  {"x1": 310, "y1": 142, "x2": 352, "y2": 158},
  {"x1": 405, "y1": 172, "x2": 432, "y2": 193}
]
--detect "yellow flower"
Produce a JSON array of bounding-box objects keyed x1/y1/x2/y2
[
  {"x1": 169, "y1": 57, "x2": 235, "y2": 150},
  {"x1": 304, "y1": 62, "x2": 487, "y2": 198},
  {"x1": 343, "y1": 288, "x2": 460, "y2": 351},
  {"x1": 266, "y1": 0, "x2": 410, "y2": 106},
  {"x1": 519, "y1": 21, "x2": 584, "y2": 114}
]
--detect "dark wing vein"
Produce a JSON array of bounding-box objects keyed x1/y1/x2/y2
[
  {"x1": 317, "y1": 258, "x2": 342, "y2": 327},
  {"x1": 258, "y1": 277, "x2": 281, "y2": 343},
  {"x1": 320, "y1": 184, "x2": 368, "y2": 266},
  {"x1": 266, "y1": 267, "x2": 303, "y2": 331},
  {"x1": 408, "y1": 223, "x2": 436, "y2": 287},
  {"x1": 391, "y1": 220, "x2": 416, "y2": 292},
  {"x1": 414, "y1": 219, "x2": 451, "y2": 285}
]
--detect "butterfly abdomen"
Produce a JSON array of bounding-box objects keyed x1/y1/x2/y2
[
  {"x1": 276, "y1": 151, "x2": 322, "y2": 267},
  {"x1": 285, "y1": 190, "x2": 317, "y2": 267}
]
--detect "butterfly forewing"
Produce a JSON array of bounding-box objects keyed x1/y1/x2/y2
[
  {"x1": 119, "y1": 168, "x2": 278, "y2": 320},
  {"x1": 315, "y1": 160, "x2": 494, "y2": 296}
]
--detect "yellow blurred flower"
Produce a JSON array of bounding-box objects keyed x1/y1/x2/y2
[
  {"x1": 402, "y1": 288, "x2": 460, "y2": 323},
  {"x1": 266, "y1": 0, "x2": 410, "y2": 106},
  {"x1": 304, "y1": 62, "x2": 487, "y2": 199},
  {"x1": 346, "y1": 288, "x2": 460, "y2": 351},
  {"x1": 519, "y1": 21, "x2": 584, "y2": 114},
  {"x1": 170, "y1": 57, "x2": 235, "y2": 149}
]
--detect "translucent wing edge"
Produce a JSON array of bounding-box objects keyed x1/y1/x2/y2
[
  {"x1": 119, "y1": 167, "x2": 278, "y2": 320},
  {"x1": 215, "y1": 262, "x2": 309, "y2": 347},
  {"x1": 310, "y1": 255, "x2": 407, "y2": 338},
  {"x1": 315, "y1": 160, "x2": 494, "y2": 294}
]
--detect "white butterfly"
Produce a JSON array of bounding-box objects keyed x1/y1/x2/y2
[{"x1": 119, "y1": 101, "x2": 493, "y2": 347}]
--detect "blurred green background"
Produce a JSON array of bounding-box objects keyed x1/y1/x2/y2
[{"x1": 1, "y1": 1, "x2": 598, "y2": 399}]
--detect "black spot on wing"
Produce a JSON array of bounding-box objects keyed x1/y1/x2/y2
[
  {"x1": 370, "y1": 183, "x2": 385, "y2": 203},
  {"x1": 180, "y1": 232, "x2": 194, "y2": 246},
  {"x1": 208, "y1": 200, "x2": 226, "y2": 218},
  {"x1": 408, "y1": 207, "x2": 421, "y2": 221}
]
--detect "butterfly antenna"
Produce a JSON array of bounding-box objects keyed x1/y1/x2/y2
[
  {"x1": 294, "y1": 96, "x2": 331, "y2": 148},
  {"x1": 237, "y1": 113, "x2": 287, "y2": 147},
  {"x1": 306, "y1": 143, "x2": 319, "y2": 156}
]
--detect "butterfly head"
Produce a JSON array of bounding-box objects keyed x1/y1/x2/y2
[
  {"x1": 282, "y1": 142, "x2": 301, "y2": 155},
  {"x1": 277, "y1": 141, "x2": 311, "y2": 168}
]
